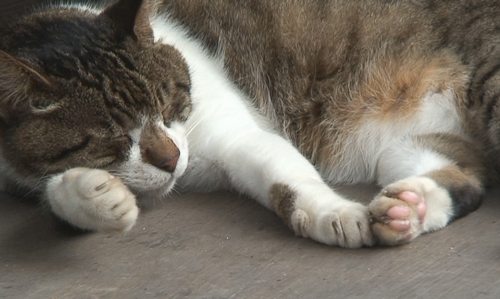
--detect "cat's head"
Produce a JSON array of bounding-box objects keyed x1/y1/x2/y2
[{"x1": 0, "y1": 0, "x2": 191, "y2": 196}]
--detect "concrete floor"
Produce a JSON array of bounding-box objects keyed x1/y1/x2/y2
[{"x1": 1, "y1": 185, "x2": 500, "y2": 299}]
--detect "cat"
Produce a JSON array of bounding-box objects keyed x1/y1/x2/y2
[{"x1": 0, "y1": 0, "x2": 498, "y2": 248}]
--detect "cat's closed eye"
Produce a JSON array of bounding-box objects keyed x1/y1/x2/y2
[
  {"x1": 161, "y1": 84, "x2": 192, "y2": 126},
  {"x1": 92, "y1": 135, "x2": 133, "y2": 167},
  {"x1": 29, "y1": 98, "x2": 60, "y2": 113},
  {"x1": 162, "y1": 101, "x2": 191, "y2": 126}
]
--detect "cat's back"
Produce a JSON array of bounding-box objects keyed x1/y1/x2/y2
[{"x1": 161, "y1": 0, "x2": 435, "y2": 119}]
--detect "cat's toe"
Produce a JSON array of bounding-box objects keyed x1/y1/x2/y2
[
  {"x1": 80, "y1": 175, "x2": 138, "y2": 232},
  {"x1": 89, "y1": 186, "x2": 138, "y2": 232},
  {"x1": 53, "y1": 168, "x2": 139, "y2": 232},
  {"x1": 369, "y1": 186, "x2": 426, "y2": 246},
  {"x1": 64, "y1": 168, "x2": 115, "y2": 198},
  {"x1": 328, "y1": 204, "x2": 374, "y2": 248},
  {"x1": 302, "y1": 203, "x2": 374, "y2": 248},
  {"x1": 272, "y1": 183, "x2": 374, "y2": 248}
]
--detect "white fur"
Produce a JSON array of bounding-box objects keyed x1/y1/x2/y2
[
  {"x1": 46, "y1": 168, "x2": 139, "y2": 232},
  {"x1": 111, "y1": 119, "x2": 188, "y2": 196},
  {"x1": 376, "y1": 141, "x2": 453, "y2": 186},
  {"x1": 416, "y1": 177, "x2": 454, "y2": 232}
]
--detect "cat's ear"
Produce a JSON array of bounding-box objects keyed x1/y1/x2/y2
[
  {"x1": 100, "y1": 0, "x2": 155, "y2": 46},
  {"x1": 0, "y1": 50, "x2": 52, "y2": 121}
]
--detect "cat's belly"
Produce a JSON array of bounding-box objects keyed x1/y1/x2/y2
[{"x1": 319, "y1": 90, "x2": 464, "y2": 185}]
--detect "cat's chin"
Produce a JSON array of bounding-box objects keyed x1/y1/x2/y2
[
  {"x1": 111, "y1": 159, "x2": 186, "y2": 198},
  {"x1": 128, "y1": 175, "x2": 178, "y2": 199}
]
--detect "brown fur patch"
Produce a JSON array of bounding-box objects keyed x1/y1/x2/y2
[
  {"x1": 418, "y1": 134, "x2": 486, "y2": 219},
  {"x1": 356, "y1": 50, "x2": 469, "y2": 121},
  {"x1": 270, "y1": 184, "x2": 296, "y2": 229},
  {"x1": 427, "y1": 165, "x2": 484, "y2": 220},
  {"x1": 416, "y1": 134, "x2": 487, "y2": 184}
]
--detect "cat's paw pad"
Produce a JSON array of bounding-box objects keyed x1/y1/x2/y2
[
  {"x1": 369, "y1": 178, "x2": 429, "y2": 246},
  {"x1": 49, "y1": 168, "x2": 139, "y2": 232},
  {"x1": 295, "y1": 202, "x2": 374, "y2": 248}
]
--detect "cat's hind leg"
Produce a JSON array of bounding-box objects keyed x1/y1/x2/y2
[
  {"x1": 45, "y1": 168, "x2": 139, "y2": 232},
  {"x1": 370, "y1": 134, "x2": 485, "y2": 245}
]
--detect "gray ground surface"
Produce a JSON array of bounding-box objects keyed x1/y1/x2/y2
[{"x1": 1, "y1": 185, "x2": 499, "y2": 299}]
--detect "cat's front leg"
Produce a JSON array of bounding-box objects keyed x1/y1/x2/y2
[
  {"x1": 45, "y1": 168, "x2": 139, "y2": 232},
  {"x1": 270, "y1": 180, "x2": 374, "y2": 248},
  {"x1": 187, "y1": 127, "x2": 374, "y2": 248}
]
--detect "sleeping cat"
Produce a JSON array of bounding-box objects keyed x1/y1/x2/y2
[{"x1": 0, "y1": 0, "x2": 498, "y2": 247}]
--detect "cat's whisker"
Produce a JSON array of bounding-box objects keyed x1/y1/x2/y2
[
  {"x1": 169, "y1": 186, "x2": 181, "y2": 196},
  {"x1": 21, "y1": 171, "x2": 51, "y2": 199},
  {"x1": 185, "y1": 115, "x2": 206, "y2": 137},
  {"x1": 107, "y1": 169, "x2": 120, "y2": 176}
]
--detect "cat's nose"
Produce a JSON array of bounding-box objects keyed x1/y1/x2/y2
[
  {"x1": 139, "y1": 130, "x2": 180, "y2": 172},
  {"x1": 143, "y1": 144, "x2": 180, "y2": 173}
]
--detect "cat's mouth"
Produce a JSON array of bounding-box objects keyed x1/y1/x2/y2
[
  {"x1": 129, "y1": 176, "x2": 178, "y2": 199},
  {"x1": 108, "y1": 125, "x2": 189, "y2": 198},
  {"x1": 114, "y1": 168, "x2": 180, "y2": 197}
]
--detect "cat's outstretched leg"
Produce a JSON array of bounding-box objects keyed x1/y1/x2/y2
[
  {"x1": 45, "y1": 168, "x2": 139, "y2": 232},
  {"x1": 370, "y1": 134, "x2": 485, "y2": 245},
  {"x1": 185, "y1": 123, "x2": 374, "y2": 248},
  {"x1": 269, "y1": 180, "x2": 373, "y2": 247}
]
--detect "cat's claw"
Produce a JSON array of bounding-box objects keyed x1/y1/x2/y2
[
  {"x1": 273, "y1": 182, "x2": 375, "y2": 248},
  {"x1": 293, "y1": 201, "x2": 374, "y2": 248},
  {"x1": 47, "y1": 168, "x2": 139, "y2": 232},
  {"x1": 369, "y1": 179, "x2": 429, "y2": 245},
  {"x1": 318, "y1": 203, "x2": 374, "y2": 248}
]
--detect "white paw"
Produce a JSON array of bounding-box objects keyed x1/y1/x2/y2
[
  {"x1": 369, "y1": 176, "x2": 452, "y2": 246},
  {"x1": 286, "y1": 183, "x2": 374, "y2": 248},
  {"x1": 46, "y1": 168, "x2": 139, "y2": 232},
  {"x1": 295, "y1": 202, "x2": 374, "y2": 248}
]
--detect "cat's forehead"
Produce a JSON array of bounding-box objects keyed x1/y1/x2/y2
[
  {"x1": 1, "y1": 6, "x2": 191, "y2": 129},
  {"x1": 6, "y1": 9, "x2": 164, "y2": 109},
  {"x1": 6, "y1": 9, "x2": 104, "y2": 52},
  {"x1": 9, "y1": 10, "x2": 135, "y2": 74}
]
